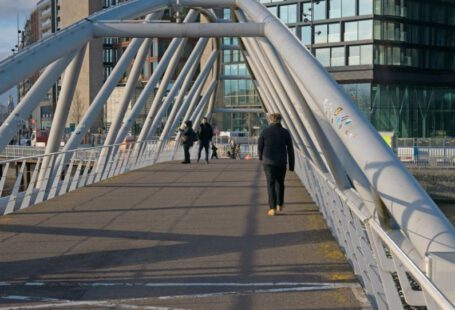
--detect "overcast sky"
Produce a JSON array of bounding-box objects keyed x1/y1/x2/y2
[{"x1": 0, "y1": 0, "x2": 40, "y2": 105}]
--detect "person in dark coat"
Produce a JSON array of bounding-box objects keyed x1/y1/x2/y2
[
  {"x1": 179, "y1": 120, "x2": 197, "y2": 164},
  {"x1": 197, "y1": 117, "x2": 213, "y2": 164},
  {"x1": 211, "y1": 144, "x2": 218, "y2": 159},
  {"x1": 258, "y1": 113, "x2": 295, "y2": 216}
]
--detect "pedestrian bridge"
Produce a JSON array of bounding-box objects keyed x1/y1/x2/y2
[
  {"x1": 0, "y1": 160, "x2": 370, "y2": 309},
  {"x1": 0, "y1": 0, "x2": 454, "y2": 309}
]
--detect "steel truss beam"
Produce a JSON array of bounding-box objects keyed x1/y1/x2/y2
[{"x1": 92, "y1": 22, "x2": 264, "y2": 37}]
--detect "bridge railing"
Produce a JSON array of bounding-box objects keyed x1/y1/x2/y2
[
  {"x1": 0, "y1": 145, "x2": 46, "y2": 158},
  {"x1": 0, "y1": 140, "x2": 182, "y2": 216},
  {"x1": 294, "y1": 148, "x2": 454, "y2": 310}
]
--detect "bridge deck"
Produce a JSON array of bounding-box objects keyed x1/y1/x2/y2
[{"x1": 0, "y1": 160, "x2": 369, "y2": 309}]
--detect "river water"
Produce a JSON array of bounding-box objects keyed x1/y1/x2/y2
[{"x1": 437, "y1": 202, "x2": 455, "y2": 225}]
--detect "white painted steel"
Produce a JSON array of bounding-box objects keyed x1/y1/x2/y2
[
  {"x1": 92, "y1": 22, "x2": 265, "y2": 37},
  {"x1": 0, "y1": 53, "x2": 76, "y2": 152},
  {"x1": 63, "y1": 37, "x2": 144, "y2": 152},
  {"x1": 146, "y1": 37, "x2": 209, "y2": 142},
  {"x1": 136, "y1": 10, "x2": 198, "y2": 145},
  {"x1": 38, "y1": 46, "x2": 87, "y2": 188}
]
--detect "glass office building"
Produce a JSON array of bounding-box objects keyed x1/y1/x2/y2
[
  {"x1": 260, "y1": 0, "x2": 455, "y2": 138},
  {"x1": 213, "y1": 9, "x2": 268, "y2": 135}
]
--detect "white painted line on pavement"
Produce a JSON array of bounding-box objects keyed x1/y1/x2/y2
[
  {"x1": 0, "y1": 297, "x2": 186, "y2": 310},
  {"x1": 0, "y1": 281, "x2": 361, "y2": 288},
  {"x1": 158, "y1": 283, "x2": 360, "y2": 300}
]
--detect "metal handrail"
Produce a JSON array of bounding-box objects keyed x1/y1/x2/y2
[
  {"x1": 294, "y1": 148, "x2": 455, "y2": 309},
  {"x1": 0, "y1": 140, "x2": 146, "y2": 165},
  {"x1": 368, "y1": 220, "x2": 454, "y2": 310}
]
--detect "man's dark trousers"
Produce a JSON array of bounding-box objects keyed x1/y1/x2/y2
[
  {"x1": 183, "y1": 144, "x2": 191, "y2": 163},
  {"x1": 198, "y1": 141, "x2": 210, "y2": 161},
  {"x1": 263, "y1": 164, "x2": 287, "y2": 210}
]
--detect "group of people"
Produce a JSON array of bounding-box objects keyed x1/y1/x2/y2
[
  {"x1": 179, "y1": 117, "x2": 217, "y2": 164},
  {"x1": 179, "y1": 113, "x2": 294, "y2": 217}
]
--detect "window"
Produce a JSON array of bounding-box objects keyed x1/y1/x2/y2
[
  {"x1": 232, "y1": 50, "x2": 239, "y2": 62},
  {"x1": 279, "y1": 4, "x2": 297, "y2": 24},
  {"x1": 345, "y1": 20, "x2": 373, "y2": 41},
  {"x1": 341, "y1": 83, "x2": 371, "y2": 119},
  {"x1": 328, "y1": 23, "x2": 341, "y2": 42},
  {"x1": 329, "y1": 0, "x2": 341, "y2": 18},
  {"x1": 360, "y1": 45, "x2": 372, "y2": 64},
  {"x1": 349, "y1": 46, "x2": 361, "y2": 65},
  {"x1": 224, "y1": 65, "x2": 231, "y2": 75},
  {"x1": 331, "y1": 47, "x2": 345, "y2": 66},
  {"x1": 359, "y1": 0, "x2": 373, "y2": 15},
  {"x1": 302, "y1": 2, "x2": 312, "y2": 22},
  {"x1": 301, "y1": 25, "x2": 312, "y2": 45},
  {"x1": 344, "y1": 21, "x2": 358, "y2": 41},
  {"x1": 358, "y1": 20, "x2": 373, "y2": 40},
  {"x1": 268, "y1": 6, "x2": 277, "y2": 17},
  {"x1": 342, "y1": 0, "x2": 356, "y2": 17},
  {"x1": 289, "y1": 26, "x2": 297, "y2": 35},
  {"x1": 314, "y1": 0, "x2": 327, "y2": 20},
  {"x1": 316, "y1": 48, "x2": 331, "y2": 66},
  {"x1": 223, "y1": 50, "x2": 230, "y2": 63},
  {"x1": 315, "y1": 24, "x2": 328, "y2": 44},
  {"x1": 223, "y1": 9, "x2": 231, "y2": 20},
  {"x1": 225, "y1": 80, "x2": 231, "y2": 96},
  {"x1": 450, "y1": 6, "x2": 455, "y2": 25}
]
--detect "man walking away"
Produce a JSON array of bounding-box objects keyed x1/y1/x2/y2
[
  {"x1": 179, "y1": 120, "x2": 197, "y2": 164},
  {"x1": 197, "y1": 117, "x2": 213, "y2": 164},
  {"x1": 258, "y1": 113, "x2": 294, "y2": 216}
]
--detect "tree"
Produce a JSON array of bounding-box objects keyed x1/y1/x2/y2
[{"x1": 69, "y1": 90, "x2": 84, "y2": 125}]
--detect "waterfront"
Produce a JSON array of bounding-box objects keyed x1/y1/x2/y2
[{"x1": 438, "y1": 202, "x2": 455, "y2": 225}]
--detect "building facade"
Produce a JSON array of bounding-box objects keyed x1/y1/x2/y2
[
  {"x1": 211, "y1": 9, "x2": 268, "y2": 137},
  {"x1": 260, "y1": 0, "x2": 455, "y2": 138},
  {"x1": 60, "y1": 0, "x2": 105, "y2": 130},
  {"x1": 20, "y1": 0, "x2": 106, "y2": 132},
  {"x1": 19, "y1": 0, "x2": 60, "y2": 130}
]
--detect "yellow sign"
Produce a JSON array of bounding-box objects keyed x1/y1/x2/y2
[{"x1": 379, "y1": 131, "x2": 394, "y2": 148}]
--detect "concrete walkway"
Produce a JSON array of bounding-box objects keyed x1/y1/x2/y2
[{"x1": 0, "y1": 160, "x2": 370, "y2": 309}]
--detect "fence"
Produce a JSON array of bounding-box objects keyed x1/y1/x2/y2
[
  {"x1": 397, "y1": 147, "x2": 455, "y2": 168},
  {"x1": 0, "y1": 140, "x2": 182, "y2": 215},
  {"x1": 0, "y1": 145, "x2": 46, "y2": 158},
  {"x1": 294, "y1": 149, "x2": 455, "y2": 310}
]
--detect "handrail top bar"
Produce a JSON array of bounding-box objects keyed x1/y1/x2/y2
[{"x1": 0, "y1": 140, "x2": 159, "y2": 165}]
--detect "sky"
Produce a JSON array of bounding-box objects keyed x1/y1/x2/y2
[{"x1": 0, "y1": 0, "x2": 40, "y2": 106}]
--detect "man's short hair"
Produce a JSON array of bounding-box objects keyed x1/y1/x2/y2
[{"x1": 268, "y1": 113, "x2": 282, "y2": 124}]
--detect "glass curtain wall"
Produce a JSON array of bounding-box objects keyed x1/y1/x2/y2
[
  {"x1": 342, "y1": 83, "x2": 455, "y2": 138},
  {"x1": 217, "y1": 9, "x2": 266, "y2": 133},
  {"x1": 260, "y1": 0, "x2": 455, "y2": 138}
]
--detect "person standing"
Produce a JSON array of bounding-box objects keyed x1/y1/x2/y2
[
  {"x1": 197, "y1": 117, "x2": 213, "y2": 164},
  {"x1": 258, "y1": 113, "x2": 294, "y2": 216},
  {"x1": 211, "y1": 143, "x2": 219, "y2": 159},
  {"x1": 179, "y1": 120, "x2": 197, "y2": 164}
]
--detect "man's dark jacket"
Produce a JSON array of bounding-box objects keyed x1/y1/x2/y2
[
  {"x1": 258, "y1": 123, "x2": 295, "y2": 170},
  {"x1": 198, "y1": 123, "x2": 213, "y2": 143}
]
